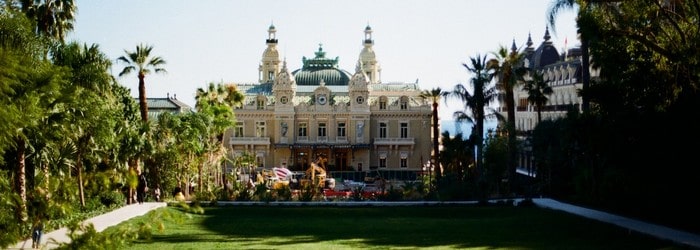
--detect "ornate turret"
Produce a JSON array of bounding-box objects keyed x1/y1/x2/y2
[
  {"x1": 359, "y1": 24, "x2": 381, "y2": 84},
  {"x1": 349, "y1": 60, "x2": 370, "y2": 112},
  {"x1": 273, "y1": 60, "x2": 296, "y2": 113},
  {"x1": 259, "y1": 23, "x2": 281, "y2": 83}
]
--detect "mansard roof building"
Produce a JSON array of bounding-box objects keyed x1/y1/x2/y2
[
  {"x1": 503, "y1": 27, "x2": 599, "y2": 132},
  {"x1": 225, "y1": 25, "x2": 432, "y2": 177},
  {"x1": 502, "y1": 27, "x2": 600, "y2": 175}
]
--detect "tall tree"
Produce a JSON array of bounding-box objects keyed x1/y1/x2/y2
[
  {"x1": 488, "y1": 44, "x2": 527, "y2": 194},
  {"x1": 548, "y1": 0, "x2": 595, "y2": 112},
  {"x1": 117, "y1": 43, "x2": 167, "y2": 123},
  {"x1": 444, "y1": 55, "x2": 500, "y2": 196},
  {"x1": 438, "y1": 131, "x2": 474, "y2": 182},
  {"x1": 522, "y1": 71, "x2": 553, "y2": 123},
  {"x1": 0, "y1": 11, "x2": 62, "y2": 223},
  {"x1": 21, "y1": 0, "x2": 76, "y2": 43},
  {"x1": 195, "y1": 82, "x2": 243, "y2": 191},
  {"x1": 419, "y1": 87, "x2": 446, "y2": 181},
  {"x1": 51, "y1": 42, "x2": 115, "y2": 207}
]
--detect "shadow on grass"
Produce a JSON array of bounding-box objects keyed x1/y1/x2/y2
[{"x1": 129, "y1": 205, "x2": 690, "y2": 249}]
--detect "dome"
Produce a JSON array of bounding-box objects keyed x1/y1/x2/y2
[
  {"x1": 293, "y1": 68, "x2": 351, "y2": 86},
  {"x1": 292, "y1": 45, "x2": 351, "y2": 86}
]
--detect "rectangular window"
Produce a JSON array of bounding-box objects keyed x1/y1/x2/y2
[
  {"x1": 400, "y1": 158, "x2": 408, "y2": 168},
  {"x1": 256, "y1": 100, "x2": 265, "y2": 110},
  {"x1": 337, "y1": 122, "x2": 346, "y2": 137},
  {"x1": 298, "y1": 123, "x2": 307, "y2": 137},
  {"x1": 379, "y1": 122, "x2": 387, "y2": 138},
  {"x1": 379, "y1": 101, "x2": 387, "y2": 110},
  {"x1": 255, "y1": 121, "x2": 266, "y2": 137},
  {"x1": 379, "y1": 158, "x2": 387, "y2": 168},
  {"x1": 318, "y1": 122, "x2": 327, "y2": 137},
  {"x1": 234, "y1": 122, "x2": 244, "y2": 137},
  {"x1": 400, "y1": 101, "x2": 407, "y2": 110},
  {"x1": 400, "y1": 122, "x2": 408, "y2": 138}
]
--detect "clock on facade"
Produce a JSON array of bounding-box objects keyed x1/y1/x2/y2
[
  {"x1": 356, "y1": 96, "x2": 364, "y2": 104},
  {"x1": 317, "y1": 94, "x2": 327, "y2": 105},
  {"x1": 280, "y1": 96, "x2": 288, "y2": 104}
]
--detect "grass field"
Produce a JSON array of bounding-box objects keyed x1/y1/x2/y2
[{"x1": 112, "y1": 204, "x2": 690, "y2": 250}]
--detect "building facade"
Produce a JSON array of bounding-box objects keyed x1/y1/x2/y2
[
  {"x1": 502, "y1": 27, "x2": 600, "y2": 174},
  {"x1": 145, "y1": 94, "x2": 192, "y2": 120},
  {"x1": 224, "y1": 25, "x2": 433, "y2": 177}
]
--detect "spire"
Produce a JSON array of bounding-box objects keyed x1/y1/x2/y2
[
  {"x1": 527, "y1": 32, "x2": 533, "y2": 48},
  {"x1": 543, "y1": 26, "x2": 551, "y2": 42},
  {"x1": 511, "y1": 38, "x2": 517, "y2": 53},
  {"x1": 355, "y1": 59, "x2": 363, "y2": 73}
]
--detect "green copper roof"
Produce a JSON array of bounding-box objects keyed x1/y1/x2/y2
[{"x1": 292, "y1": 44, "x2": 351, "y2": 86}]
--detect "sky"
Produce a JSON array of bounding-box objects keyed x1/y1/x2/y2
[{"x1": 68, "y1": 0, "x2": 578, "y2": 121}]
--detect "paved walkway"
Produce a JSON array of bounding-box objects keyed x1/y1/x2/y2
[
  {"x1": 532, "y1": 198, "x2": 700, "y2": 249},
  {"x1": 10, "y1": 202, "x2": 166, "y2": 250},
  {"x1": 8, "y1": 199, "x2": 700, "y2": 249}
]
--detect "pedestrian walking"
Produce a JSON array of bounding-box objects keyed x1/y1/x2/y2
[
  {"x1": 154, "y1": 186, "x2": 161, "y2": 202},
  {"x1": 137, "y1": 169, "x2": 148, "y2": 204},
  {"x1": 31, "y1": 217, "x2": 43, "y2": 249},
  {"x1": 29, "y1": 188, "x2": 47, "y2": 249}
]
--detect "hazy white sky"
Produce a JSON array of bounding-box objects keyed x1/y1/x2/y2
[{"x1": 69, "y1": 0, "x2": 578, "y2": 120}]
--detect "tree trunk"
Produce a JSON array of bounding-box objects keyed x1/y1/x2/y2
[
  {"x1": 138, "y1": 73, "x2": 148, "y2": 122},
  {"x1": 77, "y1": 149, "x2": 85, "y2": 208},
  {"x1": 432, "y1": 101, "x2": 441, "y2": 180},
  {"x1": 198, "y1": 162, "x2": 203, "y2": 194},
  {"x1": 505, "y1": 82, "x2": 518, "y2": 196},
  {"x1": 581, "y1": 39, "x2": 590, "y2": 112},
  {"x1": 15, "y1": 137, "x2": 28, "y2": 222}
]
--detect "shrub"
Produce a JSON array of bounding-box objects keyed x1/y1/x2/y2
[{"x1": 100, "y1": 191, "x2": 125, "y2": 208}]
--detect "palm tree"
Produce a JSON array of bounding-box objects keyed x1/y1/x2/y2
[
  {"x1": 488, "y1": 44, "x2": 527, "y2": 193},
  {"x1": 548, "y1": 0, "x2": 592, "y2": 112},
  {"x1": 439, "y1": 131, "x2": 474, "y2": 182},
  {"x1": 522, "y1": 71, "x2": 553, "y2": 124},
  {"x1": 0, "y1": 12, "x2": 63, "y2": 222},
  {"x1": 51, "y1": 41, "x2": 115, "y2": 207},
  {"x1": 20, "y1": 0, "x2": 77, "y2": 43},
  {"x1": 194, "y1": 82, "x2": 243, "y2": 192},
  {"x1": 117, "y1": 43, "x2": 167, "y2": 123},
  {"x1": 419, "y1": 87, "x2": 445, "y2": 181},
  {"x1": 444, "y1": 55, "x2": 500, "y2": 190}
]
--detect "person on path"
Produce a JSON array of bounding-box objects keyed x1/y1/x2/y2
[
  {"x1": 31, "y1": 217, "x2": 43, "y2": 249},
  {"x1": 137, "y1": 169, "x2": 148, "y2": 204},
  {"x1": 154, "y1": 186, "x2": 161, "y2": 202},
  {"x1": 29, "y1": 188, "x2": 47, "y2": 249}
]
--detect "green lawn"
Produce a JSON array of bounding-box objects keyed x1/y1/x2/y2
[{"x1": 113, "y1": 204, "x2": 689, "y2": 250}]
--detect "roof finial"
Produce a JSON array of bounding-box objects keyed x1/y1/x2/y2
[
  {"x1": 511, "y1": 38, "x2": 517, "y2": 53},
  {"x1": 527, "y1": 32, "x2": 534, "y2": 47},
  {"x1": 544, "y1": 26, "x2": 551, "y2": 41}
]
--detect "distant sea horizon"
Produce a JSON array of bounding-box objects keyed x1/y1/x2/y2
[{"x1": 440, "y1": 120, "x2": 498, "y2": 137}]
